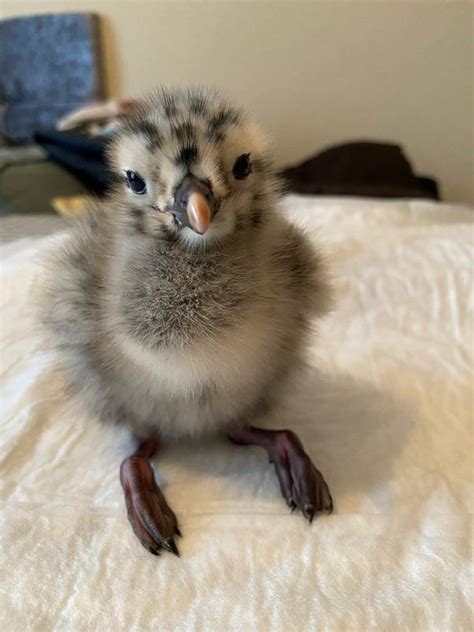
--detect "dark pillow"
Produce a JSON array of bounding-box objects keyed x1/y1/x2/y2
[{"x1": 280, "y1": 142, "x2": 439, "y2": 200}]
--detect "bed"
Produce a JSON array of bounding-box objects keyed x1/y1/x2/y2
[{"x1": 1, "y1": 195, "x2": 472, "y2": 630}]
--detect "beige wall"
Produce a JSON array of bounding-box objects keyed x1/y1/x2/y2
[{"x1": 2, "y1": 1, "x2": 472, "y2": 203}]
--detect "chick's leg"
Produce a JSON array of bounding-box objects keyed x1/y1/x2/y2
[
  {"x1": 228, "y1": 426, "x2": 333, "y2": 522},
  {"x1": 120, "y1": 435, "x2": 181, "y2": 556}
]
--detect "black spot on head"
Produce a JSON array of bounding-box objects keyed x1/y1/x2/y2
[
  {"x1": 206, "y1": 107, "x2": 240, "y2": 144},
  {"x1": 207, "y1": 128, "x2": 224, "y2": 144},
  {"x1": 216, "y1": 108, "x2": 241, "y2": 127},
  {"x1": 162, "y1": 92, "x2": 178, "y2": 118},
  {"x1": 209, "y1": 111, "x2": 229, "y2": 130},
  {"x1": 189, "y1": 94, "x2": 208, "y2": 117},
  {"x1": 127, "y1": 120, "x2": 162, "y2": 151},
  {"x1": 172, "y1": 121, "x2": 195, "y2": 145},
  {"x1": 177, "y1": 145, "x2": 198, "y2": 166}
]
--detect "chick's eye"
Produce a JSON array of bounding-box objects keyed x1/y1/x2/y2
[
  {"x1": 125, "y1": 170, "x2": 147, "y2": 194},
  {"x1": 232, "y1": 153, "x2": 252, "y2": 180}
]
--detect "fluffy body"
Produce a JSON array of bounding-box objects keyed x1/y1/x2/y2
[{"x1": 40, "y1": 88, "x2": 331, "y2": 440}]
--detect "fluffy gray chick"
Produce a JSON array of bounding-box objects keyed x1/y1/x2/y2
[{"x1": 40, "y1": 87, "x2": 333, "y2": 557}]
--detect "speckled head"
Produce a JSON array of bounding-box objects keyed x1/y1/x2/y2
[{"x1": 107, "y1": 87, "x2": 280, "y2": 246}]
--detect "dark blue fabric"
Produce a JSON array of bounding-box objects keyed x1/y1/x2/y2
[{"x1": 0, "y1": 13, "x2": 104, "y2": 142}]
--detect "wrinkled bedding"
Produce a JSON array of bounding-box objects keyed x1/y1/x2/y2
[{"x1": 1, "y1": 196, "x2": 473, "y2": 631}]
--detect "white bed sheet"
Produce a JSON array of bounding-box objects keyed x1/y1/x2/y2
[{"x1": 1, "y1": 196, "x2": 473, "y2": 631}]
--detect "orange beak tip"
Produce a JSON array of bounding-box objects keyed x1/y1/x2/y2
[{"x1": 187, "y1": 192, "x2": 211, "y2": 235}]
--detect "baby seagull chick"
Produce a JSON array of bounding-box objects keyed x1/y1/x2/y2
[{"x1": 41, "y1": 87, "x2": 333, "y2": 557}]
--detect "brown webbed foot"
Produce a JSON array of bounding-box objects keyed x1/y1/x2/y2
[
  {"x1": 120, "y1": 454, "x2": 181, "y2": 556},
  {"x1": 269, "y1": 430, "x2": 333, "y2": 521},
  {"x1": 229, "y1": 426, "x2": 333, "y2": 522}
]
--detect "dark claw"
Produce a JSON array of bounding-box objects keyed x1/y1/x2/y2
[
  {"x1": 287, "y1": 497, "x2": 297, "y2": 511},
  {"x1": 148, "y1": 546, "x2": 161, "y2": 556},
  {"x1": 170, "y1": 540, "x2": 180, "y2": 557},
  {"x1": 175, "y1": 526, "x2": 182, "y2": 537},
  {"x1": 163, "y1": 539, "x2": 180, "y2": 557},
  {"x1": 303, "y1": 504, "x2": 315, "y2": 523},
  {"x1": 319, "y1": 479, "x2": 334, "y2": 514},
  {"x1": 137, "y1": 533, "x2": 161, "y2": 556}
]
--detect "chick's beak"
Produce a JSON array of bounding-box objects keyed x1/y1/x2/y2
[{"x1": 170, "y1": 175, "x2": 215, "y2": 234}]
